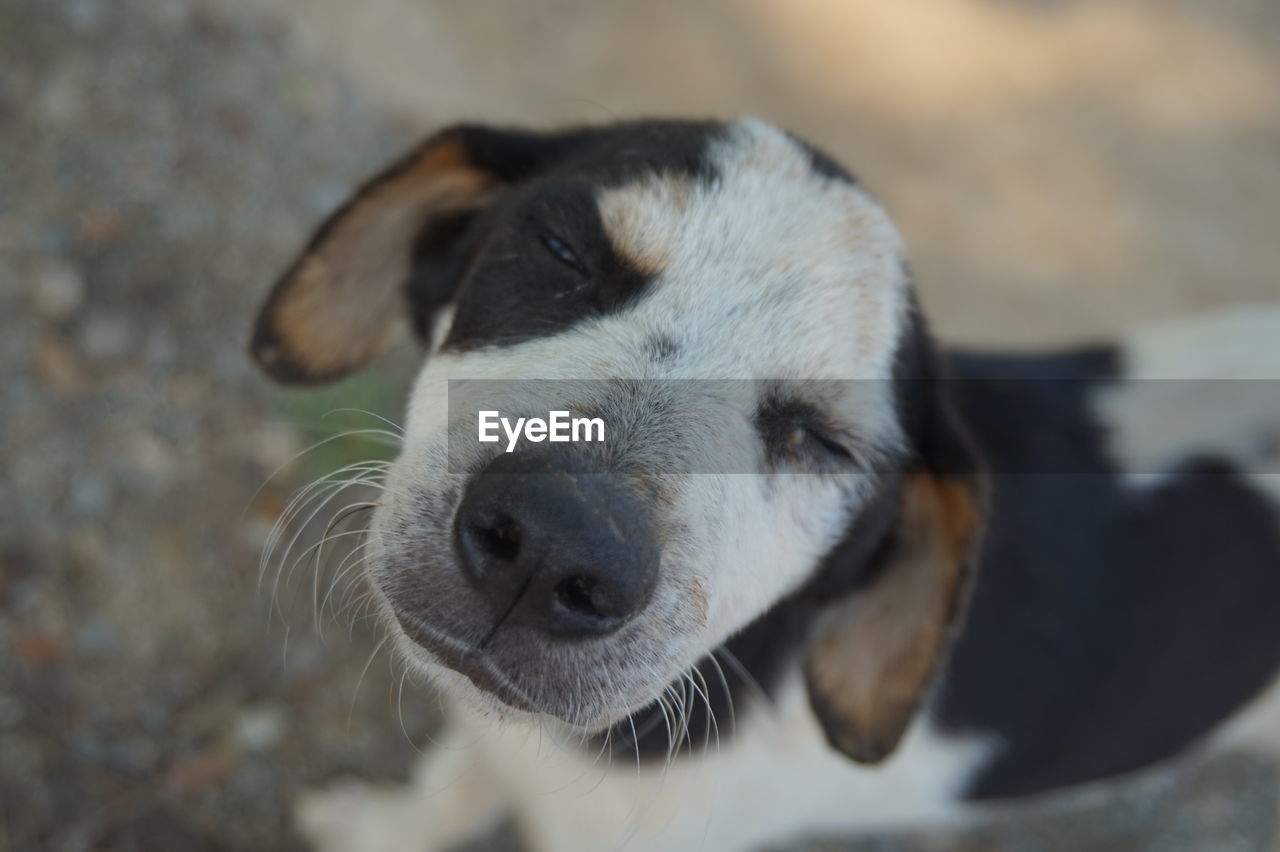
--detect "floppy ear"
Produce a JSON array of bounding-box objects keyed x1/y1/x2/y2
[
  {"x1": 250, "y1": 124, "x2": 593, "y2": 384},
  {"x1": 804, "y1": 310, "x2": 985, "y2": 764}
]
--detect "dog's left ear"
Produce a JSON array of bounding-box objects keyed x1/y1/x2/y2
[
  {"x1": 250, "y1": 124, "x2": 596, "y2": 384},
  {"x1": 804, "y1": 309, "x2": 985, "y2": 765}
]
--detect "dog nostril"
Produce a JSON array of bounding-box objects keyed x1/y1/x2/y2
[
  {"x1": 455, "y1": 455, "x2": 660, "y2": 638},
  {"x1": 554, "y1": 575, "x2": 601, "y2": 617},
  {"x1": 472, "y1": 515, "x2": 522, "y2": 563}
]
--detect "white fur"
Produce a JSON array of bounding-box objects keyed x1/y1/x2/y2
[
  {"x1": 1093, "y1": 304, "x2": 1280, "y2": 501},
  {"x1": 299, "y1": 675, "x2": 992, "y2": 852}
]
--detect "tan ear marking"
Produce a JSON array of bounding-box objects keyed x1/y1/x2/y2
[
  {"x1": 251, "y1": 136, "x2": 497, "y2": 384},
  {"x1": 805, "y1": 473, "x2": 979, "y2": 764}
]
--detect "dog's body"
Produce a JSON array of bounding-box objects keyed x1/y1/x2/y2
[{"x1": 252, "y1": 117, "x2": 1280, "y2": 851}]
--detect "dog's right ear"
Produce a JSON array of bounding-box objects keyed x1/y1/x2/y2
[
  {"x1": 251, "y1": 125, "x2": 592, "y2": 384},
  {"x1": 803, "y1": 304, "x2": 986, "y2": 765}
]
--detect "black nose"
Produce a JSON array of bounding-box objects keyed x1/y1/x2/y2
[{"x1": 454, "y1": 452, "x2": 660, "y2": 638}]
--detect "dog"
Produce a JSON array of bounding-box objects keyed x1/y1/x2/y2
[{"x1": 250, "y1": 117, "x2": 1280, "y2": 851}]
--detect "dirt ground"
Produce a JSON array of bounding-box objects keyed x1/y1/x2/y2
[{"x1": 2, "y1": 0, "x2": 1278, "y2": 849}]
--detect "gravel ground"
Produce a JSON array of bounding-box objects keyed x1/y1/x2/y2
[
  {"x1": 3, "y1": 1, "x2": 438, "y2": 848},
  {"x1": 2, "y1": 0, "x2": 1277, "y2": 850}
]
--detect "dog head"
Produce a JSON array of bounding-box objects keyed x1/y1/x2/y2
[{"x1": 252, "y1": 118, "x2": 983, "y2": 764}]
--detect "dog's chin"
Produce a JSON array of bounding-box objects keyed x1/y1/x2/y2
[{"x1": 390, "y1": 629, "x2": 648, "y2": 733}]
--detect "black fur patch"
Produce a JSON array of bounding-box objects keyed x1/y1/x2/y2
[
  {"x1": 401, "y1": 121, "x2": 723, "y2": 353},
  {"x1": 937, "y1": 349, "x2": 1280, "y2": 798},
  {"x1": 440, "y1": 182, "x2": 658, "y2": 350}
]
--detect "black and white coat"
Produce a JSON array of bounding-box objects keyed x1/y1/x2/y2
[{"x1": 251, "y1": 117, "x2": 1280, "y2": 852}]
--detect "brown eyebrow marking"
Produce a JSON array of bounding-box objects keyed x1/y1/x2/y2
[{"x1": 595, "y1": 172, "x2": 695, "y2": 277}]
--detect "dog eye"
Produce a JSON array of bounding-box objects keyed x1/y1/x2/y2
[
  {"x1": 785, "y1": 423, "x2": 854, "y2": 462},
  {"x1": 756, "y1": 397, "x2": 856, "y2": 468},
  {"x1": 540, "y1": 233, "x2": 587, "y2": 275}
]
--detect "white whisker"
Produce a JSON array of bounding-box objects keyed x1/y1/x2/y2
[
  {"x1": 323, "y1": 407, "x2": 406, "y2": 436},
  {"x1": 347, "y1": 631, "x2": 394, "y2": 732}
]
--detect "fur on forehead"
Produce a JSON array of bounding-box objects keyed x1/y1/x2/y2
[{"x1": 594, "y1": 117, "x2": 910, "y2": 384}]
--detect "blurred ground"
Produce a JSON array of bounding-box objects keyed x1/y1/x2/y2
[{"x1": 1, "y1": 0, "x2": 1277, "y2": 849}]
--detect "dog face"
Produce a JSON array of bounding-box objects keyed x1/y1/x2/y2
[{"x1": 253, "y1": 118, "x2": 982, "y2": 764}]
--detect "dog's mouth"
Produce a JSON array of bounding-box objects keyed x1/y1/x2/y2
[
  {"x1": 384, "y1": 586, "x2": 691, "y2": 730},
  {"x1": 391, "y1": 608, "x2": 545, "y2": 716}
]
